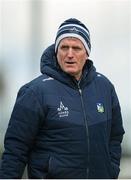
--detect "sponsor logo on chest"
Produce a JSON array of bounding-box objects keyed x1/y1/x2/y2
[{"x1": 57, "y1": 101, "x2": 69, "y2": 118}]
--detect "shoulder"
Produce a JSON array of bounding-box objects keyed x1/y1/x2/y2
[
  {"x1": 17, "y1": 74, "x2": 56, "y2": 98},
  {"x1": 19, "y1": 75, "x2": 45, "y2": 90},
  {"x1": 93, "y1": 72, "x2": 120, "y2": 107},
  {"x1": 95, "y1": 72, "x2": 114, "y2": 88},
  {"x1": 93, "y1": 72, "x2": 117, "y2": 97}
]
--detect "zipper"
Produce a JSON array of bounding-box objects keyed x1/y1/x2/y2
[{"x1": 78, "y1": 83, "x2": 90, "y2": 178}]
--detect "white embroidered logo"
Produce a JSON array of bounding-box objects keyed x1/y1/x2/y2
[
  {"x1": 70, "y1": 27, "x2": 79, "y2": 32},
  {"x1": 42, "y1": 77, "x2": 54, "y2": 82},
  {"x1": 57, "y1": 101, "x2": 69, "y2": 118}
]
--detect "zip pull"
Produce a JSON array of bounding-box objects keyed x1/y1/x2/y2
[
  {"x1": 79, "y1": 88, "x2": 82, "y2": 95},
  {"x1": 77, "y1": 82, "x2": 82, "y2": 95},
  {"x1": 78, "y1": 87, "x2": 82, "y2": 95}
]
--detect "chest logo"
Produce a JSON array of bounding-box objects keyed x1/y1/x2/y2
[
  {"x1": 97, "y1": 103, "x2": 104, "y2": 113},
  {"x1": 57, "y1": 101, "x2": 69, "y2": 118}
]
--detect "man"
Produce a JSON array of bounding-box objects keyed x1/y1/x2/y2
[{"x1": 0, "y1": 18, "x2": 125, "y2": 179}]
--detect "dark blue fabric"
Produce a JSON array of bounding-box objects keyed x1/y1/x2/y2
[{"x1": 0, "y1": 44, "x2": 125, "y2": 179}]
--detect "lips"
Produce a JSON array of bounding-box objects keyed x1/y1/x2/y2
[{"x1": 65, "y1": 61, "x2": 76, "y2": 64}]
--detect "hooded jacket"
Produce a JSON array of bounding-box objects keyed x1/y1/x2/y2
[{"x1": 0, "y1": 44, "x2": 125, "y2": 179}]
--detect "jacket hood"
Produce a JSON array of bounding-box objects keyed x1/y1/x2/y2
[
  {"x1": 40, "y1": 44, "x2": 96, "y2": 88},
  {"x1": 40, "y1": 44, "x2": 59, "y2": 75}
]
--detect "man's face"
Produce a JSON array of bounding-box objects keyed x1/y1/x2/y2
[{"x1": 57, "y1": 37, "x2": 88, "y2": 80}]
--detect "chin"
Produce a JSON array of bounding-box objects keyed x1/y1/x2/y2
[
  {"x1": 65, "y1": 68, "x2": 76, "y2": 74},
  {"x1": 66, "y1": 70, "x2": 76, "y2": 75}
]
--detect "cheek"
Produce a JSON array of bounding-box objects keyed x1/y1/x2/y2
[
  {"x1": 57, "y1": 54, "x2": 64, "y2": 67},
  {"x1": 79, "y1": 57, "x2": 87, "y2": 68}
]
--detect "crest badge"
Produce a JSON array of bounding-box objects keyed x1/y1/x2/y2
[{"x1": 97, "y1": 103, "x2": 104, "y2": 113}]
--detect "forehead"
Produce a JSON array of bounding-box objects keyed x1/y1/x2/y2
[{"x1": 59, "y1": 37, "x2": 84, "y2": 46}]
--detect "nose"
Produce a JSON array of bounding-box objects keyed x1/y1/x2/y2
[{"x1": 67, "y1": 48, "x2": 74, "y2": 59}]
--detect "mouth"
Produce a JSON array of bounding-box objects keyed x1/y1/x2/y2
[{"x1": 65, "y1": 61, "x2": 76, "y2": 65}]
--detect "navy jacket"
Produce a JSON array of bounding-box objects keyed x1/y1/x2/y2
[{"x1": 0, "y1": 44, "x2": 125, "y2": 179}]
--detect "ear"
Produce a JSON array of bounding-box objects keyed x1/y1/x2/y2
[{"x1": 85, "y1": 53, "x2": 89, "y2": 60}]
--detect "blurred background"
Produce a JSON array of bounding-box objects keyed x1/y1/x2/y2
[{"x1": 0, "y1": 0, "x2": 131, "y2": 178}]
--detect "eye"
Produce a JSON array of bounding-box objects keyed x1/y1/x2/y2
[
  {"x1": 73, "y1": 46, "x2": 82, "y2": 51},
  {"x1": 60, "y1": 45, "x2": 69, "y2": 50}
]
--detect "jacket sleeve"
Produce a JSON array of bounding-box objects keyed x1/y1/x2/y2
[
  {"x1": 109, "y1": 86, "x2": 125, "y2": 178},
  {"x1": 0, "y1": 85, "x2": 45, "y2": 178}
]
